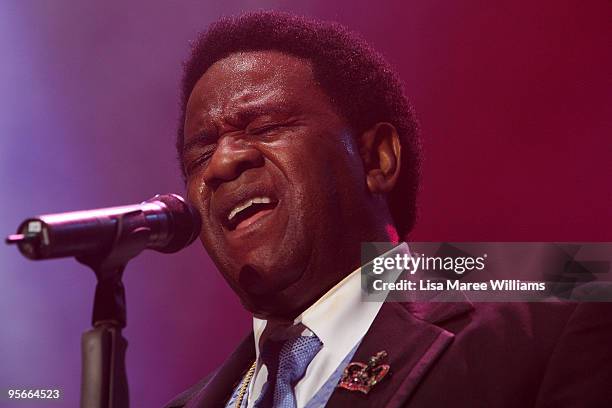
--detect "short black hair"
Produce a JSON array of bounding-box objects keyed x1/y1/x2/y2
[{"x1": 178, "y1": 11, "x2": 421, "y2": 237}]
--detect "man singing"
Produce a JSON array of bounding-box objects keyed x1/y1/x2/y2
[{"x1": 166, "y1": 11, "x2": 612, "y2": 408}]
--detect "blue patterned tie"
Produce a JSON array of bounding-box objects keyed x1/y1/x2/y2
[{"x1": 255, "y1": 333, "x2": 322, "y2": 408}]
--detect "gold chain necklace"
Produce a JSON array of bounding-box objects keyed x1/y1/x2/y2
[{"x1": 235, "y1": 361, "x2": 257, "y2": 408}]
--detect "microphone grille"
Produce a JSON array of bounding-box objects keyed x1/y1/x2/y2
[{"x1": 153, "y1": 194, "x2": 202, "y2": 253}]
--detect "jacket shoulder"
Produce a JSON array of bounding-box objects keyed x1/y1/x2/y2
[{"x1": 163, "y1": 370, "x2": 217, "y2": 408}]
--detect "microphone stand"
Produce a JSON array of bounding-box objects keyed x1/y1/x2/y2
[
  {"x1": 76, "y1": 213, "x2": 152, "y2": 408},
  {"x1": 5, "y1": 193, "x2": 201, "y2": 408}
]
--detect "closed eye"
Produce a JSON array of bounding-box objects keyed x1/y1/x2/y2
[
  {"x1": 248, "y1": 123, "x2": 280, "y2": 135},
  {"x1": 248, "y1": 118, "x2": 300, "y2": 136},
  {"x1": 184, "y1": 146, "x2": 216, "y2": 175}
]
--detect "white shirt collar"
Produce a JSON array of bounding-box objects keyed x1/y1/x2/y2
[{"x1": 249, "y1": 242, "x2": 409, "y2": 407}]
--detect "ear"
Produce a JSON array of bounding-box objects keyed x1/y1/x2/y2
[{"x1": 359, "y1": 122, "x2": 402, "y2": 194}]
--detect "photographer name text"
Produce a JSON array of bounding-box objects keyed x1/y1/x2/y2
[{"x1": 372, "y1": 279, "x2": 546, "y2": 292}]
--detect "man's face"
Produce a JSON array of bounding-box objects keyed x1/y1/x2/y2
[{"x1": 183, "y1": 51, "x2": 370, "y2": 317}]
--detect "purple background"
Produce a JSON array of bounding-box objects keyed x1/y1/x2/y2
[{"x1": 1, "y1": 1, "x2": 611, "y2": 406}]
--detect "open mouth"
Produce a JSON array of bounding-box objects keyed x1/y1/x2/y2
[{"x1": 225, "y1": 196, "x2": 278, "y2": 231}]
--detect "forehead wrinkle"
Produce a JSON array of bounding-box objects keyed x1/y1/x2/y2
[{"x1": 228, "y1": 87, "x2": 289, "y2": 117}]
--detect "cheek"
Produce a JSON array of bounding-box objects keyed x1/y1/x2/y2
[
  {"x1": 185, "y1": 179, "x2": 201, "y2": 207},
  {"x1": 186, "y1": 178, "x2": 212, "y2": 223},
  {"x1": 293, "y1": 135, "x2": 362, "y2": 191}
]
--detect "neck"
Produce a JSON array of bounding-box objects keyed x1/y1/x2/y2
[{"x1": 248, "y1": 220, "x2": 399, "y2": 319}]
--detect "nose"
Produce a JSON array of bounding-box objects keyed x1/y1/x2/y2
[{"x1": 202, "y1": 134, "x2": 264, "y2": 189}]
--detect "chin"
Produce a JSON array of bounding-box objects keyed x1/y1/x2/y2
[
  {"x1": 237, "y1": 256, "x2": 304, "y2": 295},
  {"x1": 203, "y1": 212, "x2": 317, "y2": 315},
  {"x1": 221, "y1": 252, "x2": 311, "y2": 318}
]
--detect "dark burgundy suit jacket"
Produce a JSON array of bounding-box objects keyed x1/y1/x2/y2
[{"x1": 165, "y1": 301, "x2": 612, "y2": 407}]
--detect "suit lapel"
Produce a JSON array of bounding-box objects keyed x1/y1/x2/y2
[
  {"x1": 326, "y1": 299, "x2": 473, "y2": 408},
  {"x1": 186, "y1": 332, "x2": 256, "y2": 408}
]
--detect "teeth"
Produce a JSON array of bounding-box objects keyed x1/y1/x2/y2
[{"x1": 228, "y1": 196, "x2": 272, "y2": 221}]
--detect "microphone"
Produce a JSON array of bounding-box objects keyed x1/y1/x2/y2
[{"x1": 5, "y1": 194, "x2": 202, "y2": 260}]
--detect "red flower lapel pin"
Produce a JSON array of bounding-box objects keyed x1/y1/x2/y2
[{"x1": 337, "y1": 350, "x2": 390, "y2": 394}]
